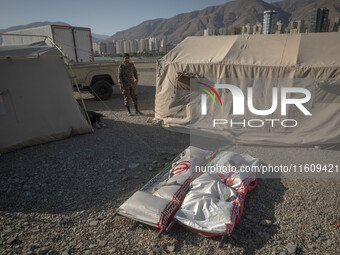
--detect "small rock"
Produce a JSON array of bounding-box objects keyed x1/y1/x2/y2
[
  {"x1": 61, "y1": 249, "x2": 70, "y2": 255},
  {"x1": 245, "y1": 215, "x2": 253, "y2": 220},
  {"x1": 107, "y1": 169, "x2": 113, "y2": 173},
  {"x1": 152, "y1": 160, "x2": 158, "y2": 164},
  {"x1": 12, "y1": 178, "x2": 20, "y2": 183},
  {"x1": 118, "y1": 168, "x2": 126, "y2": 174},
  {"x1": 122, "y1": 176, "x2": 129, "y2": 181},
  {"x1": 149, "y1": 166, "x2": 154, "y2": 171},
  {"x1": 89, "y1": 220, "x2": 98, "y2": 226},
  {"x1": 153, "y1": 246, "x2": 160, "y2": 254},
  {"x1": 89, "y1": 244, "x2": 97, "y2": 249},
  {"x1": 84, "y1": 250, "x2": 90, "y2": 255},
  {"x1": 167, "y1": 244, "x2": 176, "y2": 252},
  {"x1": 308, "y1": 244, "x2": 314, "y2": 250},
  {"x1": 128, "y1": 163, "x2": 140, "y2": 169},
  {"x1": 153, "y1": 119, "x2": 163, "y2": 126},
  {"x1": 36, "y1": 246, "x2": 51, "y2": 255},
  {"x1": 99, "y1": 240, "x2": 107, "y2": 247},
  {"x1": 109, "y1": 248, "x2": 117, "y2": 253},
  {"x1": 138, "y1": 224, "x2": 145, "y2": 229},
  {"x1": 279, "y1": 252, "x2": 287, "y2": 255},
  {"x1": 261, "y1": 219, "x2": 272, "y2": 227},
  {"x1": 313, "y1": 231, "x2": 320, "y2": 238},
  {"x1": 3, "y1": 228, "x2": 12, "y2": 234},
  {"x1": 6, "y1": 235, "x2": 17, "y2": 245},
  {"x1": 29, "y1": 243, "x2": 40, "y2": 250},
  {"x1": 75, "y1": 243, "x2": 82, "y2": 249},
  {"x1": 286, "y1": 244, "x2": 297, "y2": 254},
  {"x1": 262, "y1": 232, "x2": 271, "y2": 241},
  {"x1": 133, "y1": 175, "x2": 139, "y2": 179},
  {"x1": 326, "y1": 239, "x2": 332, "y2": 247}
]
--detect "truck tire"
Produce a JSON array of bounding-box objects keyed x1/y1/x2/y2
[{"x1": 91, "y1": 80, "x2": 113, "y2": 101}]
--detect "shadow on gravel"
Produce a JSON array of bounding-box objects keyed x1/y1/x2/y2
[
  {"x1": 81, "y1": 84, "x2": 156, "y2": 112},
  {"x1": 0, "y1": 115, "x2": 287, "y2": 254},
  {"x1": 0, "y1": 119, "x2": 189, "y2": 215},
  {"x1": 229, "y1": 176, "x2": 287, "y2": 255}
]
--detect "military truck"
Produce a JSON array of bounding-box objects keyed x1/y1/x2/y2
[
  {"x1": 2, "y1": 24, "x2": 120, "y2": 100},
  {"x1": 68, "y1": 61, "x2": 119, "y2": 100}
]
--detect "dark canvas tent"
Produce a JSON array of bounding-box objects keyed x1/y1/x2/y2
[
  {"x1": 155, "y1": 32, "x2": 340, "y2": 146},
  {"x1": 0, "y1": 42, "x2": 92, "y2": 153}
]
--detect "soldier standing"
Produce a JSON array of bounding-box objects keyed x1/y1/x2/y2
[{"x1": 119, "y1": 53, "x2": 142, "y2": 116}]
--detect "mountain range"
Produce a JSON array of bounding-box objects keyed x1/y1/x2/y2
[{"x1": 108, "y1": 0, "x2": 340, "y2": 43}]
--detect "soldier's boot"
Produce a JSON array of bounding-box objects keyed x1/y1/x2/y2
[
  {"x1": 126, "y1": 106, "x2": 133, "y2": 116},
  {"x1": 134, "y1": 105, "x2": 143, "y2": 115}
]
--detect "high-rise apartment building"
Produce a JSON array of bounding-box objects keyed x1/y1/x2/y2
[
  {"x1": 253, "y1": 23, "x2": 263, "y2": 34},
  {"x1": 203, "y1": 28, "x2": 217, "y2": 36},
  {"x1": 333, "y1": 18, "x2": 340, "y2": 32},
  {"x1": 106, "y1": 41, "x2": 115, "y2": 54},
  {"x1": 263, "y1": 10, "x2": 278, "y2": 34},
  {"x1": 116, "y1": 41, "x2": 123, "y2": 55},
  {"x1": 308, "y1": 8, "x2": 329, "y2": 33},
  {"x1": 148, "y1": 37, "x2": 158, "y2": 52},
  {"x1": 242, "y1": 24, "x2": 253, "y2": 35},
  {"x1": 275, "y1": 21, "x2": 285, "y2": 34},
  {"x1": 288, "y1": 20, "x2": 305, "y2": 33},
  {"x1": 138, "y1": 39, "x2": 146, "y2": 53}
]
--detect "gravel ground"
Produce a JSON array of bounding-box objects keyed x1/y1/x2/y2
[{"x1": 0, "y1": 62, "x2": 339, "y2": 255}]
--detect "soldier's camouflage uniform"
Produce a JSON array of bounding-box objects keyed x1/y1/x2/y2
[{"x1": 119, "y1": 62, "x2": 138, "y2": 107}]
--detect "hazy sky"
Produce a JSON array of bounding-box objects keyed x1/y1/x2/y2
[{"x1": 1, "y1": 0, "x2": 276, "y2": 35}]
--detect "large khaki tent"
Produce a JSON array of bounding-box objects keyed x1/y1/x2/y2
[
  {"x1": 0, "y1": 42, "x2": 92, "y2": 153},
  {"x1": 155, "y1": 33, "x2": 340, "y2": 146}
]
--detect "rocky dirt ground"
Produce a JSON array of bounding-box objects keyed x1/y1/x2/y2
[{"x1": 0, "y1": 62, "x2": 339, "y2": 255}]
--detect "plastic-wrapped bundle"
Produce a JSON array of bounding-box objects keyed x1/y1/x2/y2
[
  {"x1": 118, "y1": 146, "x2": 215, "y2": 230},
  {"x1": 174, "y1": 151, "x2": 259, "y2": 236}
]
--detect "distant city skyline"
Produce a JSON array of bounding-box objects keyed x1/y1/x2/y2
[{"x1": 1, "y1": 0, "x2": 278, "y2": 35}]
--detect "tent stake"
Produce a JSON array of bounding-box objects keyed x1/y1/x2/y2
[
  {"x1": 219, "y1": 233, "x2": 227, "y2": 248},
  {"x1": 166, "y1": 220, "x2": 176, "y2": 232},
  {"x1": 156, "y1": 229, "x2": 163, "y2": 238},
  {"x1": 112, "y1": 210, "x2": 119, "y2": 219}
]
